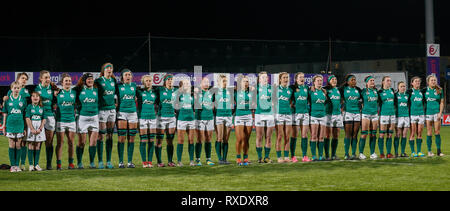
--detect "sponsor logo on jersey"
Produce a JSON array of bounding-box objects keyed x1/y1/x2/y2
[
  {"x1": 83, "y1": 98, "x2": 96, "y2": 103},
  {"x1": 123, "y1": 95, "x2": 134, "y2": 100},
  {"x1": 10, "y1": 108, "x2": 22, "y2": 114},
  {"x1": 399, "y1": 102, "x2": 408, "y2": 107}
]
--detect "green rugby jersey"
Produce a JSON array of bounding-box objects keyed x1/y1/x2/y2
[
  {"x1": 235, "y1": 90, "x2": 253, "y2": 116},
  {"x1": 2, "y1": 95, "x2": 26, "y2": 133},
  {"x1": 137, "y1": 88, "x2": 156, "y2": 119},
  {"x1": 195, "y1": 89, "x2": 214, "y2": 120},
  {"x1": 214, "y1": 88, "x2": 233, "y2": 117},
  {"x1": 78, "y1": 86, "x2": 99, "y2": 116},
  {"x1": 361, "y1": 88, "x2": 378, "y2": 115},
  {"x1": 95, "y1": 76, "x2": 117, "y2": 111},
  {"x1": 34, "y1": 84, "x2": 54, "y2": 117},
  {"x1": 395, "y1": 92, "x2": 409, "y2": 117},
  {"x1": 55, "y1": 89, "x2": 76, "y2": 122},
  {"x1": 255, "y1": 85, "x2": 273, "y2": 115},
  {"x1": 309, "y1": 89, "x2": 327, "y2": 118},
  {"x1": 276, "y1": 85, "x2": 293, "y2": 115},
  {"x1": 378, "y1": 88, "x2": 395, "y2": 116},
  {"x1": 325, "y1": 87, "x2": 341, "y2": 116},
  {"x1": 407, "y1": 88, "x2": 425, "y2": 116},
  {"x1": 156, "y1": 86, "x2": 177, "y2": 118},
  {"x1": 177, "y1": 93, "x2": 195, "y2": 121},
  {"x1": 26, "y1": 104, "x2": 45, "y2": 121},
  {"x1": 116, "y1": 82, "x2": 137, "y2": 113},
  {"x1": 424, "y1": 87, "x2": 444, "y2": 115},
  {"x1": 292, "y1": 84, "x2": 309, "y2": 114},
  {"x1": 340, "y1": 86, "x2": 361, "y2": 114}
]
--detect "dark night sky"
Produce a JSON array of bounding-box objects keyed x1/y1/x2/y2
[{"x1": 1, "y1": 0, "x2": 449, "y2": 54}]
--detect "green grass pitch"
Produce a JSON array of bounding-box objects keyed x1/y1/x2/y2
[{"x1": 0, "y1": 127, "x2": 449, "y2": 191}]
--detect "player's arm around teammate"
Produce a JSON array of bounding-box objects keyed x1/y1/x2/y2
[
  {"x1": 408, "y1": 76, "x2": 426, "y2": 157},
  {"x1": 274, "y1": 72, "x2": 293, "y2": 163},
  {"x1": 174, "y1": 79, "x2": 196, "y2": 166},
  {"x1": 2, "y1": 82, "x2": 27, "y2": 172},
  {"x1": 291, "y1": 72, "x2": 312, "y2": 162},
  {"x1": 25, "y1": 91, "x2": 46, "y2": 171},
  {"x1": 155, "y1": 74, "x2": 177, "y2": 167},
  {"x1": 340, "y1": 74, "x2": 362, "y2": 160},
  {"x1": 115, "y1": 69, "x2": 139, "y2": 168},
  {"x1": 234, "y1": 75, "x2": 254, "y2": 166},
  {"x1": 74, "y1": 73, "x2": 100, "y2": 169},
  {"x1": 378, "y1": 76, "x2": 396, "y2": 158},
  {"x1": 95, "y1": 63, "x2": 117, "y2": 169},
  {"x1": 137, "y1": 75, "x2": 157, "y2": 168},
  {"x1": 35, "y1": 70, "x2": 57, "y2": 170},
  {"x1": 194, "y1": 77, "x2": 215, "y2": 166},
  {"x1": 308, "y1": 75, "x2": 328, "y2": 161},
  {"x1": 360, "y1": 76, "x2": 379, "y2": 160},
  {"x1": 394, "y1": 81, "x2": 410, "y2": 158},
  {"x1": 54, "y1": 73, "x2": 77, "y2": 170},
  {"x1": 424, "y1": 75, "x2": 445, "y2": 157},
  {"x1": 213, "y1": 75, "x2": 233, "y2": 165},
  {"x1": 254, "y1": 72, "x2": 275, "y2": 163},
  {"x1": 324, "y1": 75, "x2": 343, "y2": 160}
]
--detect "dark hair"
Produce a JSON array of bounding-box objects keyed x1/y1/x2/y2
[{"x1": 342, "y1": 74, "x2": 356, "y2": 87}]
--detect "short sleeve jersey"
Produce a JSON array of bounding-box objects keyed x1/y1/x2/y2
[
  {"x1": 95, "y1": 76, "x2": 117, "y2": 111},
  {"x1": 55, "y1": 89, "x2": 77, "y2": 122},
  {"x1": 361, "y1": 88, "x2": 378, "y2": 115},
  {"x1": 2, "y1": 95, "x2": 26, "y2": 133},
  {"x1": 116, "y1": 82, "x2": 137, "y2": 113},
  {"x1": 137, "y1": 88, "x2": 156, "y2": 119},
  {"x1": 424, "y1": 87, "x2": 444, "y2": 115}
]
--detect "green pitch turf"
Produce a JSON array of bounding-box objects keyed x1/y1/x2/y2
[{"x1": 0, "y1": 127, "x2": 449, "y2": 191}]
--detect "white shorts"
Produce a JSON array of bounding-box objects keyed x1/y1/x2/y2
[
  {"x1": 117, "y1": 112, "x2": 138, "y2": 124},
  {"x1": 157, "y1": 116, "x2": 177, "y2": 130},
  {"x1": 254, "y1": 114, "x2": 275, "y2": 128},
  {"x1": 99, "y1": 109, "x2": 117, "y2": 123},
  {"x1": 196, "y1": 119, "x2": 215, "y2": 131},
  {"x1": 426, "y1": 114, "x2": 441, "y2": 122},
  {"x1": 344, "y1": 112, "x2": 361, "y2": 122},
  {"x1": 397, "y1": 117, "x2": 410, "y2": 128},
  {"x1": 139, "y1": 118, "x2": 157, "y2": 130},
  {"x1": 410, "y1": 115, "x2": 425, "y2": 125},
  {"x1": 326, "y1": 114, "x2": 344, "y2": 128},
  {"x1": 56, "y1": 121, "x2": 77, "y2": 133},
  {"x1": 275, "y1": 114, "x2": 293, "y2": 126},
  {"x1": 6, "y1": 133, "x2": 24, "y2": 139},
  {"x1": 77, "y1": 115, "x2": 99, "y2": 133},
  {"x1": 380, "y1": 115, "x2": 397, "y2": 125},
  {"x1": 44, "y1": 116, "x2": 56, "y2": 131},
  {"x1": 362, "y1": 114, "x2": 379, "y2": 122},
  {"x1": 310, "y1": 116, "x2": 327, "y2": 126},
  {"x1": 215, "y1": 116, "x2": 233, "y2": 127},
  {"x1": 27, "y1": 121, "x2": 46, "y2": 142},
  {"x1": 293, "y1": 113, "x2": 310, "y2": 126},
  {"x1": 234, "y1": 115, "x2": 253, "y2": 127},
  {"x1": 177, "y1": 120, "x2": 196, "y2": 130}
]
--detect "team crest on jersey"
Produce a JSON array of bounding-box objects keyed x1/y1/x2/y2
[
  {"x1": 111, "y1": 82, "x2": 115, "y2": 86},
  {"x1": 47, "y1": 90, "x2": 51, "y2": 94},
  {"x1": 143, "y1": 93, "x2": 146, "y2": 97},
  {"x1": 131, "y1": 87, "x2": 134, "y2": 91},
  {"x1": 163, "y1": 92, "x2": 167, "y2": 96},
  {"x1": 151, "y1": 94, "x2": 155, "y2": 98},
  {"x1": 81, "y1": 91, "x2": 85, "y2": 95},
  {"x1": 121, "y1": 87, "x2": 125, "y2": 91},
  {"x1": 31, "y1": 109, "x2": 35, "y2": 113},
  {"x1": 346, "y1": 90, "x2": 350, "y2": 93},
  {"x1": 39, "y1": 109, "x2": 43, "y2": 113},
  {"x1": 101, "y1": 83, "x2": 105, "y2": 87},
  {"x1": 287, "y1": 91, "x2": 291, "y2": 94},
  {"x1": 8, "y1": 103, "x2": 12, "y2": 106},
  {"x1": 93, "y1": 91, "x2": 97, "y2": 96},
  {"x1": 60, "y1": 94, "x2": 64, "y2": 98},
  {"x1": 70, "y1": 94, "x2": 74, "y2": 98}
]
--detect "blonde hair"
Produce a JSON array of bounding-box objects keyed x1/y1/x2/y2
[
  {"x1": 141, "y1": 75, "x2": 152, "y2": 89},
  {"x1": 10, "y1": 81, "x2": 21, "y2": 90},
  {"x1": 426, "y1": 75, "x2": 442, "y2": 94}
]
